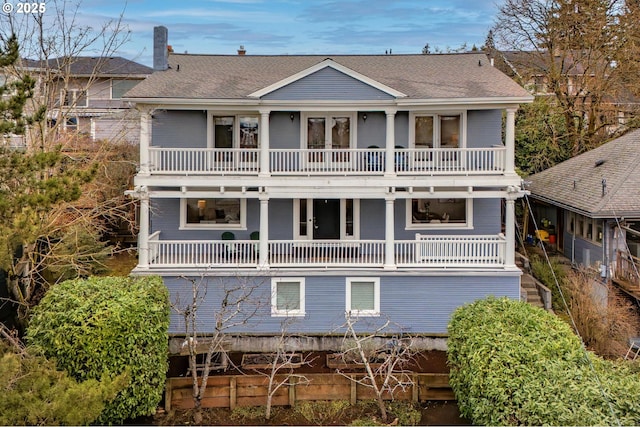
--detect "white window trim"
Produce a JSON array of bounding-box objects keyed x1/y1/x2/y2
[
  {"x1": 206, "y1": 112, "x2": 260, "y2": 149},
  {"x1": 300, "y1": 112, "x2": 357, "y2": 150},
  {"x1": 271, "y1": 278, "x2": 306, "y2": 317},
  {"x1": 293, "y1": 198, "x2": 360, "y2": 240},
  {"x1": 408, "y1": 111, "x2": 467, "y2": 149},
  {"x1": 179, "y1": 198, "x2": 247, "y2": 230},
  {"x1": 346, "y1": 277, "x2": 380, "y2": 317},
  {"x1": 405, "y1": 198, "x2": 473, "y2": 230}
]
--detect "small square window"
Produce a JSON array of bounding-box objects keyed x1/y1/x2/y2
[
  {"x1": 271, "y1": 278, "x2": 305, "y2": 317},
  {"x1": 346, "y1": 278, "x2": 380, "y2": 317}
]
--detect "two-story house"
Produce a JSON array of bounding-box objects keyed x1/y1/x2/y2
[
  {"x1": 25, "y1": 56, "x2": 152, "y2": 143},
  {"x1": 126, "y1": 27, "x2": 533, "y2": 350}
]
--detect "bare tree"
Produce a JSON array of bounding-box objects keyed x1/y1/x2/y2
[
  {"x1": 335, "y1": 313, "x2": 417, "y2": 423},
  {"x1": 491, "y1": 0, "x2": 640, "y2": 154},
  {"x1": 242, "y1": 317, "x2": 316, "y2": 420},
  {"x1": 172, "y1": 275, "x2": 264, "y2": 424},
  {"x1": 0, "y1": 0, "x2": 142, "y2": 323}
]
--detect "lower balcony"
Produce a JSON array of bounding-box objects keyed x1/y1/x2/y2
[{"x1": 143, "y1": 233, "x2": 507, "y2": 270}]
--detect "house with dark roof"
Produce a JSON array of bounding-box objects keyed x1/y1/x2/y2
[
  {"x1": 493, "y1": 50, "x2": 639, "y2": 135},
  {"x1": 24, "y1": 56, "x2": 152, "y2": 143},
  {"x1": 527, "y1": 128, "x2": 640, "y2": 285},
  {"x1": 126, "y1": 26, "x2": 534, "y2": 352}
]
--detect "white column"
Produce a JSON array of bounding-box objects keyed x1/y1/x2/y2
[
  {"x1": 384, "y1": 196, "x2": 396, "y2": 270},
  {"x1": 259, "y1": 196, "x2": 269, "y2": 269},
  {"x1": 505, "y1": 108, "x2": 517, "y2": 174},
  {"x1": 138, "y1": 187, "x2": 150, "y2": 269},
  {"x1": 505, "y1": 197, "x2": 516, "y2": 268},
  {"x1": 139, "y1": 109, "x2": 151, "y2": 175},
  {"x1": 384, "y1": 109, "x2": 397, "y2": 177},
  {"x1": 259, "y1": 110, "x2": 270, "y2": 177}
]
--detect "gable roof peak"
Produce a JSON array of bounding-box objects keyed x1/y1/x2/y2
[{"x1": 248, "y1": 57, "x2": 407, "y2": 99}]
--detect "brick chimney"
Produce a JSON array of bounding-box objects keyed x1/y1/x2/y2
[
  {"x1": 153, "y1": 26, "x2": 169, "y2": 71},
  {"x1": 237, "y1": 45, "x2": 246, "y2": 55}
]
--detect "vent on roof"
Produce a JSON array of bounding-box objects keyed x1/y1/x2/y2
[{"x1": 595, "y1": 159, "x2": 606, "y2": 167}]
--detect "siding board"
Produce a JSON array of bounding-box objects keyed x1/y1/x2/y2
[
  {"x1": 262, "y1": 67, "x2": 395, "y2": 101},
  {"x1": 165, "y1": 274, "x2": 519, "y2": 335}
]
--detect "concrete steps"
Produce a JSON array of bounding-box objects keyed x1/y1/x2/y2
[{"x1": 516, "y1": 253, "x2": 546, "y2": 309}]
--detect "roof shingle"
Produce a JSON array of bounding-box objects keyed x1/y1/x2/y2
[
  {"x1": 528, "y1": 129, "x2": 640, "y2": 218},
  {"x1": 126, "y1": 52, "x2": 531, "y2": 101}
]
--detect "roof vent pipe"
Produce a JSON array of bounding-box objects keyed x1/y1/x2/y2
[{"x1": 602, "y1": 178, "x2": 607, "y2": 197}]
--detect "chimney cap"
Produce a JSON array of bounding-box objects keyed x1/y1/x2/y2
[{"x1": 238, "y1": 45, "x2": 246, "y2": 55}]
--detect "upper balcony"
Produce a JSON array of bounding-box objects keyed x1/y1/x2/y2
[{"x1": 146, "y1": 146, "x2": 507, "y2": 176}]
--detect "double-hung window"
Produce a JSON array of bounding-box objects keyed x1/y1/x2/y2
[
  {"x1": 271, "y1": 278, "x2": 305, "y2": 317},
  {"x1": 62, "y1": 89, "x2": 87, "y2": 107},
  {"x1": 346, "y1": 278, "x2": 380, "y2": 317}
]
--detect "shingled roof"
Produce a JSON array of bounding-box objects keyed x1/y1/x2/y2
[
  {"x1": 125, "y1": 52, "x2": 532, "y2": 101},
  {"x1": 24, "y1": 56, "x2": 152, "y2": 76},
  {"x1": 527, "y1": 129, "x2": 640, "y2": 218}
]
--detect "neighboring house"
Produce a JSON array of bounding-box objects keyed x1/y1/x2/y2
[
  {"x1": 126, "y1": 27, "x2": 533, "y2": 350},
  {"x1": 495, "y1": 50, "x2": 639, "y2": 135},
  {"x1": 527, "y1": 129, "x2": 640, "y2": 285},
  {"x1": 24, "y1": 56, "x2": 152, "y2": 143}
]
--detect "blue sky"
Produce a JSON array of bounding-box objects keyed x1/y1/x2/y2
[{"x1": 80, "y1": 0, "x2": 498, "y2": 66}]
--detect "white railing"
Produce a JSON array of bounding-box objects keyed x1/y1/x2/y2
[
  {"x1": 148, "y1": 239, "x2": 259, "y2": 267},
  {"x1": 145, "y1": 236, "x2": 507, "y2": 269},
  {"x1": 395, "y1": 235, "x2": 506, "y2": 267},
  {"x1": 146, "y1": 146, "x2": 505, "y2": 175},
  {"x1": 394, "y1": 147, "x2": 505, "y2": 175},
  {"x1": 148, "y1": 147, "x2": 260, "y2": 174},
  {"x1": 268, "y1": 240, "x2": 384, "y2": 266},
  {"x1": 270, "y1": 149, "x2": 386, "y2": 175}
]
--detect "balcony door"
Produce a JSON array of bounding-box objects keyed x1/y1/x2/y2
[
  {"x1": 313, "y1": 199, "x2": 340, "y2": 239},
  {"x1": 294, "y1": 199, "x2": 359, "y2": 240},
  {"x1": 304, "y1": 114, "x2": 354, "y2": 168}
]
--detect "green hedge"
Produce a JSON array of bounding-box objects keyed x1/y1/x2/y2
[
  {"x1": 0, "y1": 343, "x2": 125, "y2": 425},
  {"x1": 26, "y1": 276, "x2": 170, "y2": 424},
  {"x1": 447, "y1": 297, "x2": 640, "y2": 426}
]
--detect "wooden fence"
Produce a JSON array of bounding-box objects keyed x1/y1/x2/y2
[{"x1": 166, "y1": 373, "x2": 453, "y2": 411}]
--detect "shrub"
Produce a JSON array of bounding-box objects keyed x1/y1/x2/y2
[
  {"x1": 294, "y1": 400, "x2": 351, "y2": 425},
  {"x1": 447, "y1": 297, "x2": 640, "y2": 426},
  {"x1": 0, "y1": 343, "x2": 125, "y2": 425},
  {"x1": 26, "y1": 276, "x2": 170, "y2": 424}
]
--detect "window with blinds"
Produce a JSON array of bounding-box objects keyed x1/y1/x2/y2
[
  {"x1": 271, "y1": 278, "x2": 305, "y2": 317},
  {"x1": 346, "y1": 278, "x2": 380, "y2": 316}
]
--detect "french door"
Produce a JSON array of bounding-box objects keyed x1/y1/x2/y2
[
  {"x1": 294, "y1": 199, "x2": 359, "y2": 240},
  {"x1": 305, "y1": 114, "x2": 353, "y2": 167}
]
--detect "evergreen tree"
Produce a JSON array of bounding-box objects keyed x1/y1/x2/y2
[{"x1": 0, "y1": 34, "x2": 95, "y2": 319}]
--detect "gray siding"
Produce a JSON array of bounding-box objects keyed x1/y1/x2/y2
[
  {"x1": 262, "y1": 67, "x2": 395, "y2": 101},
  {"x1": 270, "y1": 112, "x2": 300, "y2": 149},
  {"x1": 153, "y1": 198, "x2": 501, "y2": 241},
  {"x1": 165, "y1": 274, "x2": 520, "y2": 335},
  {"x1": 151, "y1": 198, "x2": 260, "y2": 240},
  {"x1": 152, "y1": 110, "x2": 207, "y2": 148},
  {"x1": 562, "y1": 230, "x2": 604, "y2": 267},
  {"x1": 467, "y1": 110, "x2": 502, "y2": 148}
]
